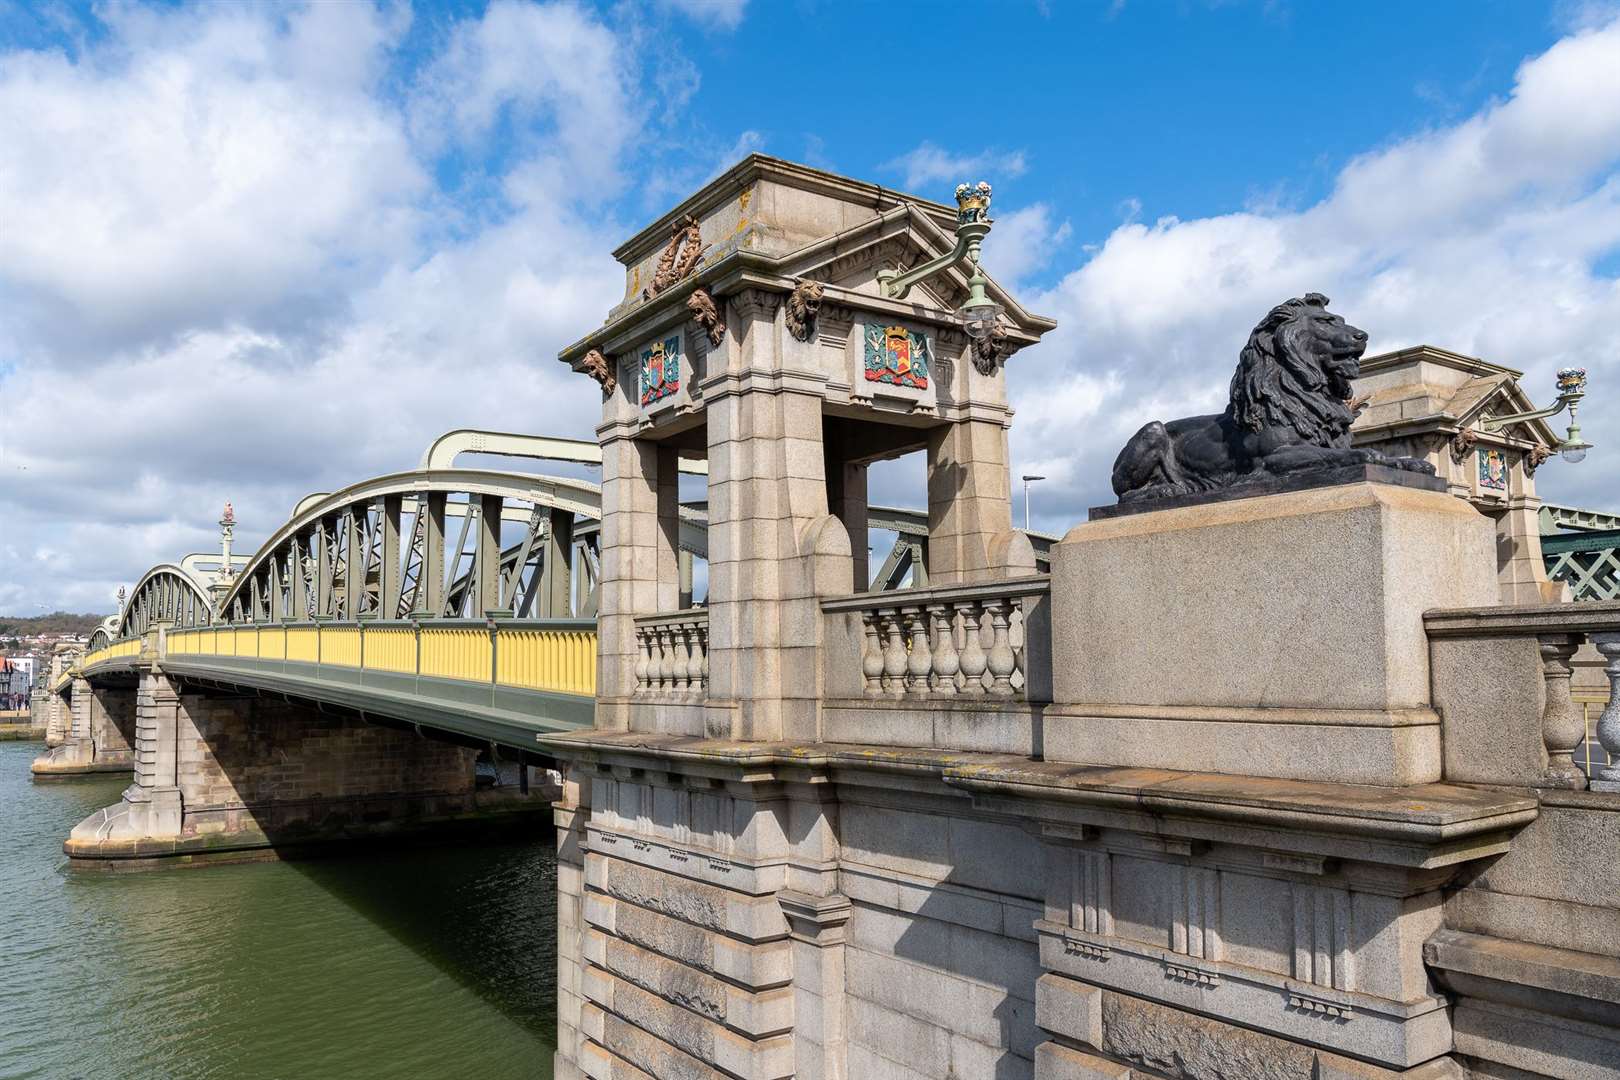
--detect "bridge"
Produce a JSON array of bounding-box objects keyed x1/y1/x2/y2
[{"x1": 29, "y1": 155, "x2": 1620, "y2": 1080}]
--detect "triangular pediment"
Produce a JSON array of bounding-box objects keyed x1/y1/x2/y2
[
  {"x1": 769, "y1": 203, "x2": 1056, "y2": 344},
  {"x1": 1459, "y1": 378, "x2": 1560, "y2": 447}
]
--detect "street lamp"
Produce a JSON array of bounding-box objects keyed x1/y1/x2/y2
[
  {"x1": 876, "y1": 181, "x2": 1004, "y2": 341},
  {"x1": 1021, "y1": 474, "x2": 1046, "y2": 532},
  {"x1": 1480, "y1": 367, "x2": 1593, "y2": 464}
]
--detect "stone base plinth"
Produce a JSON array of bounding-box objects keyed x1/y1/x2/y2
[
  {"x1": 1049, "y1": 482, "x2": 1497, "y2": 786},
  {"x1": 30, "y1": 738, "x2": 133, "y2": 778}
]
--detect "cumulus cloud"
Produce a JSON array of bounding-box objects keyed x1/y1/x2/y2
[
  {"x1": 0, "y1": 1, "x2": 632, "y2": 612},
  {"x1": 659, "y1": 0, "x2": 750, "y2": 31},
  {"x1": 882, "y1": 142, "x2": 1029, "y2": 193},
  {"x1": 1010, "y1": 14, "x2": 1620, "y2": 533}
]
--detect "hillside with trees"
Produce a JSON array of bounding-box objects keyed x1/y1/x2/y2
[{"x1": 0, "y1": 612, "x2": 110, "y2": 638}]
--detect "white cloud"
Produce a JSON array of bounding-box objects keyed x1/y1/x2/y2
[
  {"x1": 1010, "y1": 14, "x2": 1620, "y2": 534},
  {"x1": 0, "y1": 0, "x2": 636, "y2": 612},
  {"x1": 0, "y1": 2, "x2": 424, "y2": 363},
  {"x1": 659, "y1": 0, "x2": 750, "y2": 30},
  {"x1": 882, "y1": 142, "x2": 1029, "y2": 193},
  {"x1": 982, "y1": 203, "x2": 1073, "y2": 289}
]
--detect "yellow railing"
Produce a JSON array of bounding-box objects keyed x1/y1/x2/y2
[
  {"x1": 498, "y1": 627, "x2": 597, "y2": 696},
  {"x1": 321, "y1": 625, "x2": 362, "y2": 668},
  {"x1": 420, "y1": 626, "x2": 492, "y2": 682},
  {"x1": 286, "y1": 626, "x2": 318, "y2": 663},
  {"x1": 78, "y1": 638, "x2": 141, "y2": 670},
  {"x1": 121, "y1": 620, "x2": 596, "y2": 698},
  {"x1": 364, "y1": 627, "x2": 416, "y2": 674}
]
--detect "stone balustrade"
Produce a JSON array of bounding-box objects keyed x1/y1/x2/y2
[
  {"x1": 1426, "y1": 600, "x2": 1620, "y2": 790},
  {"x1": 632, "y1": 609, "x2": 709, "y2": 697},
  {"x1": 823, "y1": 576, "x2": 1051, "y2": 701}
]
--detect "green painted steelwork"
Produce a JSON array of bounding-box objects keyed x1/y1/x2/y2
[{"x1": 1544, "y1": 528, "x2": 1620, "y2": 601}]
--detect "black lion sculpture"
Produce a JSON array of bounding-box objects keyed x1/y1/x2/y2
[{"x1": 1111, "y1": 293, "x2": 1434, "y2": 504}]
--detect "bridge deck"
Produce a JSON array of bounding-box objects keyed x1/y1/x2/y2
[{"x1": 75, "y1": 620, "x2": 597, "y2": 752}]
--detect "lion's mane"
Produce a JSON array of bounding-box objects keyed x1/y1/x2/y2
[{"x1": 1226, "y1": 293, "x2": 1356, "y2": 446}]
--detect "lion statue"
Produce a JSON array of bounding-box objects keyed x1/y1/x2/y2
[
  {"x1": 1111, "y1": 293, "x2": 1433, "y2": 504},
  {"x1": 785, "y1": 279, "x2": 824, "y2": 342}
]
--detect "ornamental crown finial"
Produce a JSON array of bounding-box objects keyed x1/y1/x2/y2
[
  {"x1": 954, "y1": 180, "x2": 992, "y2": 225},
  {"x1": 1557, "y1": 367, "x2": 1587, "y2": 394},
  {"x1": 221, "y1": 502, "x2": 235, "y2": 525}
]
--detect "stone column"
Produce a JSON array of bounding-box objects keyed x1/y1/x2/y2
[
  {"x1": 704, "y1": 303, "x2": 837, "y2": 741},
  {"x1": 597, "y1": 432, "x2": 661, "y2": 731},
  {"x1": 656, "y1": 445, "x2": 681, "y2": 613},
  {"x1": 927, "y1": 416, "x2": 1034, "y2": 584},
  {"x1": 827, "y1": 457, "x2": 870, "y2": 592}
]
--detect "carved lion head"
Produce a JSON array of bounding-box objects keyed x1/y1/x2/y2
[{"x1": 1228, "y1": 293, "x2": 1368, "y2": 445}]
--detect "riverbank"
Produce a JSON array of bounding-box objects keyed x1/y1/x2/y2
[{"x1": 0, "y1": 723, "x2": 46, "y2": 740}]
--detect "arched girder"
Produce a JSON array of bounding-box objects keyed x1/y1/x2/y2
[
  {"x1": 116, "y1": 564, "x2": 215, "y2": 638},
  {"x1": 218, "y1": 468, "x2": 610, "y2": 623}
]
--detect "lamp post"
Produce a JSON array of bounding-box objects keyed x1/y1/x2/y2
[
  {"x1": 877, "y1": 181, "x2": 1004, "y2": 341},
  {"x1": 1021, "y1": 474, "x2": 1046, "y2": 532},
  {"x1": 1481, "y1": 367, "x2": 1594, "y2": 464}
]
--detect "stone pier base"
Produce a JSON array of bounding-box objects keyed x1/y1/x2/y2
[
  {"x1": 31, "y1": 680, "x2": 137, "y2": 778},
  {"x1": 63, "y1": 668, "x2": 556, "y2": 867}
]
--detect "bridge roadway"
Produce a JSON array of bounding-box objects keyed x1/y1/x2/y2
[{"x1": 73, "y1": 618, "x2": 597, "y2": 752}]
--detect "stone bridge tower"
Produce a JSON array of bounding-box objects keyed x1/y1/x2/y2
[
  {"x1": 545, "y1": 158, "x2": 1610, "y2": 1080},
  {"x1": 560, "y1": 155, "x2": 1054, "y2": 745}
]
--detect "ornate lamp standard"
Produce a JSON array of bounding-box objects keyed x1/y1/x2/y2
[
  {"x1": 1481, "y1": 367, "x2": 1594, "y2": 465},
  {"x1": 876, "y1": 181, "x2": 1004, "y2": 341}
]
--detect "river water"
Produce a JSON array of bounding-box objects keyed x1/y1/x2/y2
[{"x1": 0, "y1": 740, "x2": 557, "y2": 1080}]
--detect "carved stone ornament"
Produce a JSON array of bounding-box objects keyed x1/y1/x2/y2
[
  {"x1": 1526, "y1": 443, "x2": 1552, "y2": 475},
  {"x1": 971, "y1": 323, "x2": 1007, "y2": 376},
  {"x1": 581, "y1": 349, "x2": 616, "y2": 396},
  {"x1": 1450, "y1": 427, "x2": 1479, "y2": 463},
  {"x1": 643, "y1": 214, "x2": 709, "y2": 300},
  {"x1": 1110, "y1": 293, "x2": 1436, "y2": 505},
  {"x1": 686, "y1": 288, "x2": 725, "y2": 348},
  {"x1": 785, "y1": 279, "x2": 824, "y2": 342}
]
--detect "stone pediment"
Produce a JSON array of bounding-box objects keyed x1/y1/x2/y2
[
  {"x1": 1353, "y1": 344, "x2": 1560, "y2": 448},
  {"x1": 560, "y1": 154, "x2": 1055, "y2": 375}
]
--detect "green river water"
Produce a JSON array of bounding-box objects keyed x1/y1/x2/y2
[{"x1": 0, "y1": 740, "x2": 558, "y2": 1080}]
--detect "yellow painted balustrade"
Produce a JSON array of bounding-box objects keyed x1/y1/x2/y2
[
  {"x1": 419, "y1": 626, "x2": 492, "y2": 682},
  {"x1": 497, "y1": 627, "x2": 597, "y2": 696},
  {"x1": 363, "y1": 627, "x2": 417, "y2": 674},
  {"x1": 259, "y1": 627, "x2": 286, "y2": 660},
  {"x1": 285, "y1": 626, "x2": 319, "y2": 663},
  {"x1": 125, "y1": 619, "x2": 596, "y2": 698},
  {"x1": 320, "y1": 625, "x2": 362, "y2": 668}
]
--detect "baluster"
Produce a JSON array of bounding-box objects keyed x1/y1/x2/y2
[
  {"x1": 957, "y1": 601, "x2": 988, "y2": 695},
  {"x1": 658, "y1": 626, "x2": 675, "y2": 692},
  {"x1": 1539, "y1": 634, "x2": 1586, "y2": 788},
  {"x1": 1591, "y1": 632, "x2": 1620, "y2": 790},
  {"x1": 861, "y1": 614, "x2": 885, "y2": 696},
  {"x1": 633, "y1": 627, "x2": 650, "y2": 692},
  {"x1": 691, "y1": 623, "x2": 709, "y2": 693},
  {"x1": 929, "y1": 605, "x2": 959, "y2": 695},
  {"x1": 672, "y1": 624, "x2": 691, "y2": 693},
  {"x1": 881, "y1": 610, "x2": 908, "y2": 697},
  {"x1": 986, "y1": 599, "x2": 1017, "y2": 697},
  {"x1": 904, "y1": 608, "x2": 933, "y2": 694}
]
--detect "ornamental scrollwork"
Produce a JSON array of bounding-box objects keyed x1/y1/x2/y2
[{"x1": 643, "y1": 214, "x2": 709, "y2": 300}]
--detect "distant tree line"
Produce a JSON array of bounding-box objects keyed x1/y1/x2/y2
[{"x1": 0, "y1": 612, "x2": 110, "y2": 639}]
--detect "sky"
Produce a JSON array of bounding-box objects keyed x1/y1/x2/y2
[{"x1": 3, "y1": 0, "x2": 1620, "y2": 613}]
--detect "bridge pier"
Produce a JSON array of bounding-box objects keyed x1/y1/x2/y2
[
  {"x1": 64, "y1": 667, "x2": 540, "y2": 866},
  {"x1": 30, "y1": 676, "x2": 137, "y2": 778}
]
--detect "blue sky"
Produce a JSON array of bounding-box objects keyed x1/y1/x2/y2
[{"x1": 2, "y1": 0, "x2": 1619, "y2": 610}]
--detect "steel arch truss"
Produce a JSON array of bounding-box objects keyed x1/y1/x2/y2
[
  {"x1": 117, "y1": 565, "x2": 216, "y2": 638},
  {"x1": 218, "y1": 469, "x2": 606, "y2": 624}
]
